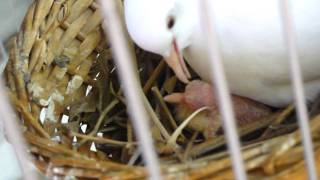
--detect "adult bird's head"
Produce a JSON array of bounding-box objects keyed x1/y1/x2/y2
[{"x1": 124, "y1": 0, "x2": 198, "y2": 83}]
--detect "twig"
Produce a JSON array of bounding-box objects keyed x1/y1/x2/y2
[
  {"x1": 143, "y1": 61, "x2": 166, "y2": 94},
  {"x1": 70, "y1": 131, "x2": 137, "y2": 147},
  {"x1": 168, "y1": 107, "x2": 210, "y2": 146},
  {"x1": 183, "y1": 132, "x2": 199, "y2": 161},
  {"x1": 9, "y1": 92, "x2": 50, "y2": 138},
  {"x1": 141, "y1": 93, "x2": 171, "y2": 141},
  {"x1": 77, "y1": 99, "x2": 119, "y2": 147},
  {"x1": 261, "y1": 105, "x2": 294, "y2": 138},
  {"x1": 141, "y1": 93, "x2": 185, "y2": 161},
  {"x1": 151, "y1": 86, "x2": 179, "y2": 130},
  {"x1": 189, "y1": 113, "x2": 276, "y2": 157}
]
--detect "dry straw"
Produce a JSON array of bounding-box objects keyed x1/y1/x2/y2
[{"x1": 4, "y1": 0, "x2": 320, "y2": 179}]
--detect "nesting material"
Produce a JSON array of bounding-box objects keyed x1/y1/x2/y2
[{"x1": 4, "y1": 0, "x2": 320, "y2": 179}]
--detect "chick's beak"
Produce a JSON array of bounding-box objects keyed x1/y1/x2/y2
[{"x1": 164, "y1": 39, "x2": 191, "y2": 83}]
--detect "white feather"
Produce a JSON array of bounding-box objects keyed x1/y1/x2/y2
[
  {"x1": 125, "y1": 0, "x2": 320, "y2": 107},
  {"x1": 185, "y1": 0, "x2": 320, "y2": 107}
]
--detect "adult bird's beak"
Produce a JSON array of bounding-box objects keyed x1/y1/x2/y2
[{"x1": 164, "y1": 39, "x2": 191, "y2": 83}]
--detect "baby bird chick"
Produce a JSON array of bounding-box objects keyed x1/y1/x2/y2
[{"x1": 165, "y1": 80, "x2": 272, "y2": 138}]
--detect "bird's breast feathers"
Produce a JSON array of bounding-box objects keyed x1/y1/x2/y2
[{"x1": 183, "y1": 0, "x2": 320, "y2": 107}]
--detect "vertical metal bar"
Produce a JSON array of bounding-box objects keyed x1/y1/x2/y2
[
  {"x1": 279, "y1": 0, "x2": 317, "y2": 179},
  {"x1": 99, "y1": 1, "x2": 162, "y2": 180},
  {"x1": 0, "y1": 43, "x2": 36, "y2": 180},
  {"x1": 199, "y1": 1, "x2": 247, "y2": 180}
]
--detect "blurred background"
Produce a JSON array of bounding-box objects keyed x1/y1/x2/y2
[
  {"x1": 0, "y1": 0, "x2": 31, "y2": 41},
  {"x1": 0, "y1": 0, "x2": 33, "y2": 179}
]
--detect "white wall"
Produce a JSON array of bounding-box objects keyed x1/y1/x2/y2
[{"x1": 0, "y1": 0, "x2": 32, "y2": 41}]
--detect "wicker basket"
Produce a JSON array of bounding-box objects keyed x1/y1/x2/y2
[{"x1": 5, "y1": 0, "x2": 320, "y2": 179}]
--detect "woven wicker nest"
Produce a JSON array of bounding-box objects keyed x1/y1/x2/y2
[{"x1": 4, "y1": 0, "x2": 320, "y2": 179}]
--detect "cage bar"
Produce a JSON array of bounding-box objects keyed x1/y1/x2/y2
[
  {"x1": 198, "y1": 1, "x2": 248, "y2": 180},
  {"x1": 279, "y1": 0, "x2": 318, "y2": 179},
  {"x1": 99, "y1": 1, "x2": 162, "y2": 180}
]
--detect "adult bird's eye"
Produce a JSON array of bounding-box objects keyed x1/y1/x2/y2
[{"x1": 167, "y1": 16, "x2": 175, "y2": 29}]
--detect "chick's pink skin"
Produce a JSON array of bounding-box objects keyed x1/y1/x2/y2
[
  {"x1": 184, "y1": 80, "x2": 217, "y2": 109},
  {"x1": 165, "y1": 80, "x2": 272, "y2": 138}
]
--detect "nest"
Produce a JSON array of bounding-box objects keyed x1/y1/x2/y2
[{"x1": 4, "y1": 0, "x2": 320, "y2": 179}]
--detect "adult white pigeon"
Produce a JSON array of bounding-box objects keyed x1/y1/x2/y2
[{"x1": 124, "y1": 0, "x2": 320, "y2": 108}]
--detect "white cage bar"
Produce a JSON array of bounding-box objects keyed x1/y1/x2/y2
[
  {"x1": 279, "y1": 0, "x2": 317, "y2": 179},
  {"x1": 99, "y1": 0, "x2": 162, "y2": 179},
  {"x1": 199, "y1": 0, "x2": 248, "y2": 180}
]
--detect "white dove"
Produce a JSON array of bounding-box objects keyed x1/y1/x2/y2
[{"x1": 124, "y1": 0, "x2": 320, "y2": 109}]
